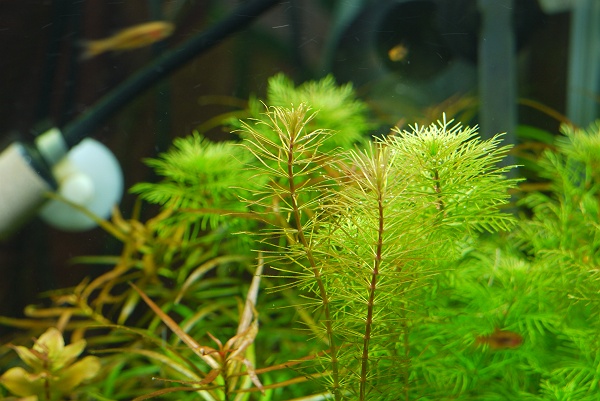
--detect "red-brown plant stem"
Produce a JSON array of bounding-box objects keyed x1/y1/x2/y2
[
  {"x1": 44, "y1": 357, "x2": 51, "y2": 401},
  {"x1": 286, "y1": 131, "x2": 341, "y2": 400},
  {"x1": 433, "y1": 168, "x2": 445, "y2": 212},
  {"x1": 359, "y1": 173, "x2": 385, "y2": 400}
]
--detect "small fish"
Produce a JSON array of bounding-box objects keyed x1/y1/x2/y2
[
  {"x1": 476, "y1": 328, "x2": 523, "y2": 350},
  {"x1": 387, "y1": 43, "x2": 409, "y2": 62},
  {"x1": 80, "y1": 21, "x2": 175, "y2": 59}
]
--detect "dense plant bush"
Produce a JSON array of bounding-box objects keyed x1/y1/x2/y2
[{"x1": 1, "y1": 75, "x2": 599, "y2": 400}]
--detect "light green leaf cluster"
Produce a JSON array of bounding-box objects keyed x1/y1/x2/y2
[
  {"x1": 389, "y1": 116, "x2": 520, "y2": 232},
  {"x1": 408, "y1": 244, "x2": 552, "y2": 399},
  {"x1": 512, "y1": 122, "x2": 600, "y2": 397},
  {"x1": 518, "y1": 122, "x2": 600, "y2": 302},
  {"x1": 309, "y1": 144, "x2": 438, "y2": 398},
  {"x1": 131, "y1": 73, "x2": 373, "y2": 247},
  {"x1": 238, "y1": 73, "x2": 373, "y2": 151},
  {"x1": 130, "y1": 133, "x2": 264, "y2": 249},
  {"x1": 556, "y1": 121, "x2": 600, "y2": 172},
  {"x1": 132, "y1": 132, "x2": 258, "y2": 211},
  {"x1": 267, "y1": 74, "x2": 373, "y2": 147},
  {"x1": 240, "y1": 104, "x2": 333, "y2": 214},
  {"x1": 240, "y1": 103, "x2": 346, "y2": 398}
]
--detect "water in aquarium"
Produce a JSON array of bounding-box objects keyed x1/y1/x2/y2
[{"x1": 1, "y1": 1, "x2": 599, "y2": 399}]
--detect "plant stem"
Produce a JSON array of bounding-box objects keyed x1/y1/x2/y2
[
  {"x1": 359, "y1": 186, "x2": 385, "y2": 400},
  {"x1": 433, "y1": 168, "x2": 445, "y2": 212},
  {"x1": 286, "y1": 132, "x2": 341, "y2": 400},
  {"x1": 43, "y1": 357, "x2": 51, "y2": 401}
]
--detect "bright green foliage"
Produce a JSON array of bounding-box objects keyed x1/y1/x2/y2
[
  {"x1": 240, "y1": 104, "x2": 344, "y2": 396},
  {"x1": 238, "y1": 73, "x2": 373, "y2": 150},
  {"x1": 132, "y1": 74, "x2": 374, "y2": 251},
  {"x1": 389, "y1": 118, "x2": 518, "y2": 232},
  {"x1": 131, "y1": 133, "x2": 261, "y2": 232},
  {"x1": 3, "y1": 74, "x2": 600, "y2": 401},
  {"x1": 555, "y1": 121, "x2": 600, "y2": 173},
  {"x1": 266, "y1": 74, "x2": 373, "y2": 147},
  {"x1": 133, "y1": 133, "x2": 255, "y2": 210},
  {"x1": 241, "y1": 107, "x2": 518, "y2": 400},
  {"x1": 403, "y1": 121, "x2": 600, "y2": 400},
  {"x1": 511, "y1": 122, "x2": 600, "y2": 399},
  {"x1": 518, "y1": 121, "x2": 600, "y2": 303}
]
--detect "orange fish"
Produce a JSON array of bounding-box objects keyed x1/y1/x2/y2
[
  {"x1": 81, "y1": 21, "x2": 175, "y2": 59},
  {"x1": 475, "y1": 328, "x2": 523, "y2": 350},
  {"x1": 387, "y1": 43, "x2": 409, "y2": 62}
]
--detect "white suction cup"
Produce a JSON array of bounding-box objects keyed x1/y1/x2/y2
[{"x1": 39, "y1": 138, "x2": 123, "y2": 231}]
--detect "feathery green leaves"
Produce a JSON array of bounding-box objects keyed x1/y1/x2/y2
[
  {"x1": 389, "y1": 116, "x2": 520, "y2": 233},
  {"x1": 236, "y1": 74, "x2": 372, "y2": 151},
  {"x1": 9, "y1": 73, "x2": 600, "y2": 401},
  {"x1": 239, "y1": 108, "x2": 519, "y2": 400}
]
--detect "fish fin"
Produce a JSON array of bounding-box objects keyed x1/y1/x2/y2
[{"x1": 79, "y1": 39, "x2": 108, "y2": 60}]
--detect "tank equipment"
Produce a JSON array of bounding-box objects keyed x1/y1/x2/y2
[
  {"x1": 38, "y1": 138, "x2": 123, "y2": 231},
  {"x1": 0, "y1": 0, "x2": 279, "y2": 239}
]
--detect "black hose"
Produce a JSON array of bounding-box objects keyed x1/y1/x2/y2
[{"x1": 61, "y1": 0, "x2": 281, "y2": 149}]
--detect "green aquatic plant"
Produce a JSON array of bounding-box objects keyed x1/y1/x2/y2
[
  {"x1": 123, "y1": 261, "x2": 264, "y2": 401},
  {"x1": 2, "y1": 74, "x2": 600, "y2": 400},
  {"x1": 262, "y1": 73, "x2": 373, "y2": 148},
  {"x1": 0, "y1": 327, "x2": 100, "y2": 400},
  {"x1": 132, "y1": 73, "x2": 374, "y2": 255},
  {"x1": 400, "y1": 120, "x2": 600, "y2": 400},
  {"x1": 239, "y1": 105, "x2": 518, "y2": 400},
  {"x1": 230, "y1": 73, "x2": 373, "y2": 151},
  {"x1": 510, "y1": 122, "x2": 600, "y2": 400}
]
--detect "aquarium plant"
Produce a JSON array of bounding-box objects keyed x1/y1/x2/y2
[
  {"x1": 0, "y1": 327, "x2": 100, "y2": 401},
  {"x1": 1, "y1": 74, "x2": 599, "y2": 400}
]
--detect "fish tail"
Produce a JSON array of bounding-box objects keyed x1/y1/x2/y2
[{"x1": 79, "y1": 39, "x2": 110, "y2": 60}]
